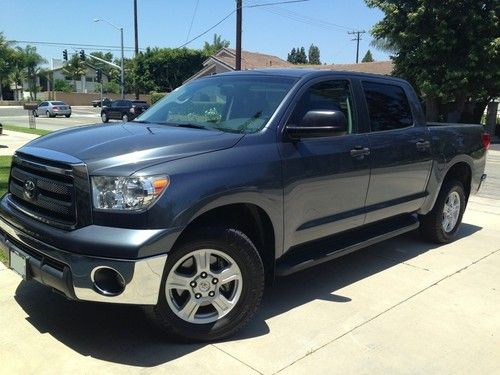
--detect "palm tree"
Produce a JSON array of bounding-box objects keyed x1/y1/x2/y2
[
  {"x1": 62, "y1": 54, "x2": 87, "y2": 92},
  {"x1": 9, "y1": 50, "x2": 26, "y2": 100},
  {"x1": 203, "y1": 34, "x2": 230, "y2": 56},
  {"x1": 17, "y1": 45, "x2": 47, "y2": 100}
]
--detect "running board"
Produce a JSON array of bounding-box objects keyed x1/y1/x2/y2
[{"x1": 276, "y1": 215, "x2": 420, "y2": 276}]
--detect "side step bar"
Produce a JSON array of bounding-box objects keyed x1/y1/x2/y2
[{"x1": 276, "y1": 214, "x2": 420, "y2": 276}]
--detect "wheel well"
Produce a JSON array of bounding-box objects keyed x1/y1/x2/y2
[
  {"x1": 444, "y1": 162, "x2": 471, "y2": 199},
  {"x1": 175, "y1": 204, "x2": 276, "y2": 284}
]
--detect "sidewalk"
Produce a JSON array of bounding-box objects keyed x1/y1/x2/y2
[{"x1": 0, "y1": 130, "x2": 39, "y2": 156}]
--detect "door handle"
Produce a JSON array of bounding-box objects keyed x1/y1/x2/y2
[
  {"x1": 350, "y1": 146, "x2": 371, "y2": 158},
  {"x1": 416, "y1": 139, "x2": 431, "y2": 151}
]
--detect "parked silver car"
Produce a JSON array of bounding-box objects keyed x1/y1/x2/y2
[{"x1": 33, "y1": 101, "x2": 72, "y2": 118}]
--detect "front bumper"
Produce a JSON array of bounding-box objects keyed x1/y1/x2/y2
[{"x1": 0, "y1": 215, "x2": 168, "y2": 305}]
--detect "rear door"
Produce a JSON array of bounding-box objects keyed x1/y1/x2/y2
[
  {"x1": 362, "y1": 80, "x2": 432, "y2": 223},
  {"x1": 108, "y1": 100, "x2": 122, "y2": 119},
  {"x1": 280, "y1": 78, "x2": 371, "y2": 251}
]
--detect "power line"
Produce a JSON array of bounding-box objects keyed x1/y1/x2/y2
[
  {"x1": 247, "y1": 0, "x2": 310, "y2": 8},
  {"x1": 177, "y1": 9, "x2": 236, "y2": 48},
  {"x1": 8, "y1": 39, "x2": 141, "y2": 52},
  {"x1": 186, "y1": 0, "x2": 200, "y2": 42}
]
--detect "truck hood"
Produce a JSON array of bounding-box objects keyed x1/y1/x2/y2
[{"x1": 19, "y1": 123, "x2": 244, "y2": 175}]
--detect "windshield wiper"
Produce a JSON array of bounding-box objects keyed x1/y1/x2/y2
[
  {"x1": 175, "y1": 123, "x2": 212, "y2": 130},
  {"x1": 131, "y1": 120, "x2": 152, "y2": 124}
]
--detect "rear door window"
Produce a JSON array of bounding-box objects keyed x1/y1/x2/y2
[{"x1": 362, "y1": 82, "x2": 413, "y2": 132}]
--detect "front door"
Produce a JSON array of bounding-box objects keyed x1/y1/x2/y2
[{"x1": 280, "y1": 79, "x2": 371, "y2": 252}]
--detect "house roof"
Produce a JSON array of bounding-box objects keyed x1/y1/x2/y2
[{"x1": 215, "y1": 48, "x2": 293, "y2": 69}]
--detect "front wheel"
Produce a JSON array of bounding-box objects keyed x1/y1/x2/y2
[
  {"x1": 122, "y1": 114, "x2": 129, "y2": 122},
  {"x1": 101, "y1": 112, "x2": 109, "y2": 123},
  {"x1": 146, "y1": 227, "x2": 265, "y2": 342},
  {"x1": 420, "y1": 180, "x2": 466, "y2": 243},
  {"x1": 65, "y1": 114, "x2": 71, "y2": 118},
  {"x1": 32, "y1": 110, "x2": 38, "y2": 117}
]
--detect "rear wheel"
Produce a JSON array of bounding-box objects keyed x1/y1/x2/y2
[
  {"x1": 420, "y1": 180, "x2": 466, "y2": 243},
  {"x1": 146, "y1": 227, "x2": 265, "y2": 342},
  {"x1": 122, "y1": 114, "x2": 129, "y2": 122},
  {"x1": 65, "y1": 114, "x2": 71, "y2": 118}
]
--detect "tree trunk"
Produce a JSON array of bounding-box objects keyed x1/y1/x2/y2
[
  {"x1": 485, "y1": 101, "x2": 499, "y2": 135},
  {"x1": 446, "y1": 95, "x2": 467, "y2": 123},
  {"x1": 425, "y1": 97, "x2": 440, "y2": 122}
]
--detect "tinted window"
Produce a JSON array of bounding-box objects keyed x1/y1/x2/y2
[
  {"x1": 363, "y1": 82, "x2": 413, "y2": 132},
  {"x1": 51, "y1": 101, "x2": 66, "y2": 105},
  {"x1": 289, "y1": 80, "x2": 356, "y2": 133},
  {"x1": 39, "y1": 102, "x2": 47, "y2": 107}
]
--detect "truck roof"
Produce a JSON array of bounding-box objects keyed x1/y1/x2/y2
[{"x1": 212, "y1": 68, "x2": 409, "y2": 85}]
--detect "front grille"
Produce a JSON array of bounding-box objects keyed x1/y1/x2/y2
[{"x1": 8, "y1": 154, "x2": 76, "y2": 227}]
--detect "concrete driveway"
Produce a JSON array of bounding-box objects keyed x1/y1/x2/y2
[{"x1": 0, "y1": 149, "x2": 499, "y2": 374}]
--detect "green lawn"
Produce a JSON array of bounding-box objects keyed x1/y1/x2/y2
[
  {"x1": 3, "y1": 124, "x2": 51, "y2": 136},
  {"x1": 0, "y1": 155, "x2": 11, "y2": 266}
]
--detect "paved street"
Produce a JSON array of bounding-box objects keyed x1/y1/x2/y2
[
  {"x1": 0, "y1": 106, "x2": 102, "y2": 131},
  {"x1": 0, "y1": 140, "x2": 499, "y2": 374}
]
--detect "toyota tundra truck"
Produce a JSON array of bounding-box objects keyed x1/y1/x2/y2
[{"x1": 0, "y1": 70, "x2": 489, "y2": 342}]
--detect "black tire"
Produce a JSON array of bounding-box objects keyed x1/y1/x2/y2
[
  {"x1": 420, "y1": 180, "x2": 466, "y2": 243},
  {"x1": 101, "y1": 112, "x2": 109, "y2": 123},
  {"x1": 65, "y1": 114, "x2": 71, "y2": 118},
  {"x1": 122, "y1": 114, "x2": 129, "y2": 122},
  {"x1": 146, "y1": 227, "x2": 265, "y2": 342},
  {"x1": 32, "y1": 110, "x2": 38, "y2": 117}
]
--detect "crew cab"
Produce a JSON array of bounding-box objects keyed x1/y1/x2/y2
[
  {"x1": 100, "y1": 99, "x2": 149, "y2": 122},
  {"x1": 0, "y1": 70, "x2": 489, "y2": 342}
]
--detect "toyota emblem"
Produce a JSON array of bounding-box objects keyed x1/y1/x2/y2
[{"x1": 23, "y1": 179, "x2": 37, "y2": 200}]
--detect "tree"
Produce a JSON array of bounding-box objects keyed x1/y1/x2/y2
[
  {"x1": 308, "y1": 44, "x2": 321, "y2": 64},
  {"x1": 0, "y1": 32, "x2": 16, "y2": 100},
  {"x1": 366, "y1": 0, "x2": 500, "y2": 123},
  {"x1": 62, "y1": 53, "x2": 87, "y2": 92},
  {"x1": 361, "y1": 49, "x2": 374, "y2": 63},
  {"x1": 17, "y1": 45, "x2": 46, "y2": 100},
  {"x1": 287, "y1": 46, "x2": 308, "y2": 64},
  {"x1": 134, "y1": 47, "x2": 206, "y2": 92},
  {"x1": 203, "y1": 34, "x2": 230, "y2": 56}
]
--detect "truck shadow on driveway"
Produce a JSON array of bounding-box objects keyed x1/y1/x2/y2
[{"x1": 13, "y1": 224, "x2": 481, "y2": 367}]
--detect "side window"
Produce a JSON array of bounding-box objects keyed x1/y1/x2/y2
[
  {"x1": 111, "y1": 101, "x2": 119, "y2": 108},
  {"x1": 289, "y1": 80, "x2": 356, "y2": 134},
  {"x1": 39, "y1": 102, "x2": 47, "y2": 107},
  {"x1": 363, "y1": 82, "x2": 413, "y2": 132}
]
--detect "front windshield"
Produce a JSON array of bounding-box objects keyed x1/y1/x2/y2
[{"x1": 135, "y1": 75, "x2": 297, "y2": 134}]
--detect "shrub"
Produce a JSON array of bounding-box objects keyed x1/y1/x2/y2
[
  {"x1": 54, "y1": 79, "x2": 72, "y2": 93},
  {"x1": 150, "y1": 92, "x2": 168, "y2": 105}
]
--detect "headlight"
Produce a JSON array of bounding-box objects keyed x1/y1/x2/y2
[{"x1": 91, "y1": 175, "x2": 169, "y2": 211}]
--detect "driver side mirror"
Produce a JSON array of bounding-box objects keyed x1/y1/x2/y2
[{"x1": 286, "y1": 110, "x2": 348, "y2": 140}]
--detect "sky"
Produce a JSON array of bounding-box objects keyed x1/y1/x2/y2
[{"x1": 0, "y1": 0, "x2": 389, "y2": 67}]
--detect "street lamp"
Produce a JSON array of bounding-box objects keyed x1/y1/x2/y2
[{"x1": 93, "y1": 18, "x2": 125, "y2": 99}]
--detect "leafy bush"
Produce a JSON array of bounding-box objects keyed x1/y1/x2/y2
[
  {"x1": 54, "y1": 79, "x2": 72, "y2": 92},
  {"x1": 150, "y1": 92, "x2": 167, "y2": 105}
]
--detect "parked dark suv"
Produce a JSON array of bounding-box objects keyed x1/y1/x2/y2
[{"x1": 100, "y1": 99, "x2": 149, "y2": 122}]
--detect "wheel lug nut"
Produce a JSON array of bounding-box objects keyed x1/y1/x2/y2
[
  {"x1": 200, "y1": 272, "x2": 208, "y2": 278},
  {"x1": 212, "y1": 278, "x2": 218, "y2": 284},
  {"x1": 195, "y1": 293, "x2": 202, "y2": 299},
  {"x1": 190, "y1": 281, "x2": 197, "y2": 288},
  {"x1": 208, "y1": 291, "x2": 215, "y2": 297}
]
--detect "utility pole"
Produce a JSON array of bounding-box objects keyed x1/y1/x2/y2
[
  {"x1": 235, "y1": 0, "x2": 242, "y2": 70},
  {"x1": 134, "y1": 0, "x2": 140, "y2": 99},
  {"x1": 348, "y1": 30, "x2": 366, "y2": 64}
]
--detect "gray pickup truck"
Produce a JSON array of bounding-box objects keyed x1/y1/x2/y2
[{"x1": 0, "y1": 70, "x2": 489, "y2": 342}]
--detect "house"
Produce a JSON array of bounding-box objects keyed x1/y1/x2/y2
[
  {"x1": 49, "y1": 58, "x2": 110, "y2": 93},
  {"x1": 185, "y1": 48, "x2": 394, "y2": 82}
]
